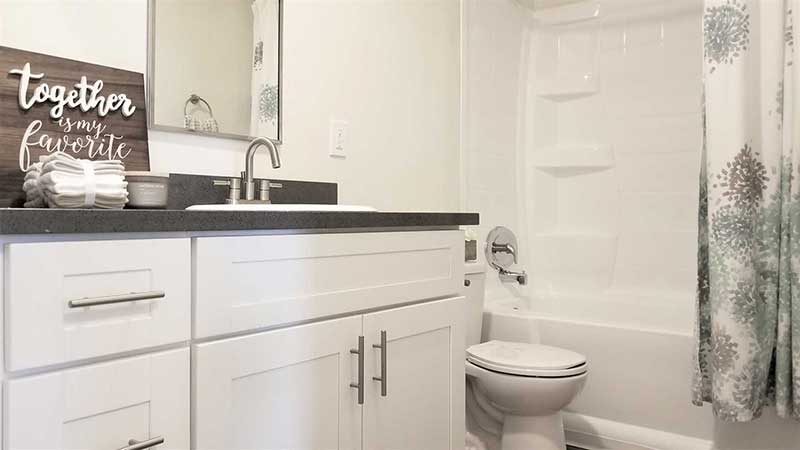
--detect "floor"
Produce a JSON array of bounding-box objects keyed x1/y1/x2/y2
[{"x1": 567, "y1": 446, "x2": 587, "y2": 450}]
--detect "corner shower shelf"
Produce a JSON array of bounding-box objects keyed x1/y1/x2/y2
[
  {"x1": 532, "y1": 145, "x2": 614, "y2": 175},
  {"x1": 536, "y1": 77, "x2": 598, "y2": 101},
  {"x1": 532, "y1": 1, "x2": 601, "y2": 26}
]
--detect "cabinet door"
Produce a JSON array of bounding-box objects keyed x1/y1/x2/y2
[
  {"x1": 5, "y1": 348, "x2": 189, "y2": 450},
  {"x1": 193, "y1": 316, "x2": 363, "y2": 450},
  {"x1": 363, "y1": 297, "x2": 466, "y2": 450}
]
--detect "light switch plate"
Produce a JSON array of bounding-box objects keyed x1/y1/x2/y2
[{"x1": 329, "y1": 120, "x2": 348, "y2": 158}]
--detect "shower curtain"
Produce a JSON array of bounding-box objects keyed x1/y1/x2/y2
[
  {"x1": 693, "y1": 0, "x2": 799, "y2": 421},
  {"x1": 250, "y1": 0, "x2": 279, "y2": 139}
]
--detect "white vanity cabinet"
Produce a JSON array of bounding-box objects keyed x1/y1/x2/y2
[
  {"x1": 5, "y1": 348, "x2": 190, "y2": 450},
  {"x1": 193, "y1": 297, "x2": 465, "y2": 450},
  {"x1": 0, "y1": 228, "x2": 467, "y2": 450}
]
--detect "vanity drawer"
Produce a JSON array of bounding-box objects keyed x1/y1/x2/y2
[
  {"x1": 5, "y1": 238, "x2": 191, "y2": 371},
  {"x1": 5, "y1": 347, "x2": 189, "y2": 450},
  {"x1": 194, "y1": 230, "x2": 464, "y2": 338}
]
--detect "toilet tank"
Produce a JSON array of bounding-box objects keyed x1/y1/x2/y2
[{"x1": 463, "y1": 263, "x2": 487, "y2": 347}]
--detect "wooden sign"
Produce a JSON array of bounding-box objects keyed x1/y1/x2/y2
[{"x1": 0, "y1": 46, "x2": 150, "y2": 207}]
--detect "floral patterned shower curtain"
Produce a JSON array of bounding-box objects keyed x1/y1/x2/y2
[
  {"x1": 250, "y1": 0, "x2": 279, "y2": 139},
  {"x1": 693, "y1": 0, "x2": 799, "y2": 421}
]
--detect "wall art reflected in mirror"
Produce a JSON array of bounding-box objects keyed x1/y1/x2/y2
[{"x1": 147, "y1": 0, "x2": 282, "y2": 142}]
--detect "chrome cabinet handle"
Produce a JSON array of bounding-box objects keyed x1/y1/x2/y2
[
  {"x1": 350, "y1": 336, "x2": 364, "y2": 405},
  {"x1": 120, "y1": 436, "x2": 165, "y2": 450},
  {"x1": 372, "y1": 330, "x2": 387, "y2": 397},
  {"x1": 68, "y1": 290, "x2": 165, "y2": 308}
]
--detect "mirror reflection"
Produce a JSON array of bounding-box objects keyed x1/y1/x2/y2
[{"x1": 148, "y1": 0, "x2": 281, "y2": 141}]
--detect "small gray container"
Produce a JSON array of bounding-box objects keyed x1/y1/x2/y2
[{"x1": 125, "y1": 172, "x2": 170, "y2": 209}]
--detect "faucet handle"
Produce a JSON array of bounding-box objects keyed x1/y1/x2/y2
[
  {"x1": 212, "y1": 177, "x2": 241, "y2": 188},
  {"x1": 257, "y1": 179, "x2": 270, "y2": 202},
  {"x1": 212, "y1": 177, "x2": 241, "y2": 203}
]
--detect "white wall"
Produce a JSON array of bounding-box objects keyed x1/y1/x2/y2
[
  {"x1": 461, "y1": 0, "x2": 531, "y2": 300},
  {"x1": 0, "y1": 0, "x2": 461, "y2": 212}
]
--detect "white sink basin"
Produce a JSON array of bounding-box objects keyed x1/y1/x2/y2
[{"x1": 186, "y1": 204, "x2": 378, "y2": 212}]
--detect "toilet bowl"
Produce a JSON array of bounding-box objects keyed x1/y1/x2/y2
[
  {"x1": 464, "y1": 263, "x2": 588, "y2": 450},
  {"x1": 465, "y1": 340, "x2": 587, "y2": 450}
]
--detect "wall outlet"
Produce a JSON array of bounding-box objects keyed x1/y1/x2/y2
[{"x1": 329, "y1": 120, "x2": 348, "y2": 158}]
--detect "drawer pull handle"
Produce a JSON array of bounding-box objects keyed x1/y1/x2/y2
[
  {"x1": 372, "y1": 330, "x2": 387, "y2": 397},
  {"x1": 68, "y1": 290, "x2": 166, "y2": 308},
  {"x1": 121, "y1": 436, "x2": 165, "y2": 450},
  {"x1": 350, "y1": 335, "x2": 364, "y2": 405}
]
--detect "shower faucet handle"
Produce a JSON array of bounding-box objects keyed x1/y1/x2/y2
[{"x1": 491, "y1": 242, "x2": 518, "y2": 263}]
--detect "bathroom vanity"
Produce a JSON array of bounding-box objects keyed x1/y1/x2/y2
[{"x1": 0, "y1": 209, "x2": 477, "y2": 450}]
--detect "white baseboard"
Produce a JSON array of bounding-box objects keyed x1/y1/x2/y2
[{"x1": 564, "y1": 412, "x2": 714, "y2": 450}]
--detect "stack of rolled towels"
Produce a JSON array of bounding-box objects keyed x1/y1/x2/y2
[
  {"x1": 23, "y1": 153, "x2": 128, "y2": 209},
  {"x1": 22, "y1": 163, "x2": 44, "y2": 208}
]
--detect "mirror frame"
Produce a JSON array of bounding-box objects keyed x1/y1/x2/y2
[{"x1": 146, "y1": 0, "x2": 283, "y2": 144}]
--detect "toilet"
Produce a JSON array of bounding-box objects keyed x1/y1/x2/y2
[{"x1": 464, "y1": 264, "x2": 588, "y2": 450}]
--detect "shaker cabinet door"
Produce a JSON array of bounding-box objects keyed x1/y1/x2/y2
[
  {"x1": 5, "y1": 348, "x2": 189, "y2": 450},
  {"x1": 193, "y1": 316, "x2": 363, "y2": 450},
  {"x1": 362, "y1": 297, "x2": 466, "y2": 450}
]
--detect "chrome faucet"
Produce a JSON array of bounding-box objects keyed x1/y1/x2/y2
[
  {"x1": 485, "y1": 226, "x2": 528, "y2": 286},
  {"x1": 213, "y1": 137, "x2": 282, "y2": 204},
  {"x1": 498, "y1": 267, "x2": 529, "y2": 285},
  {"x1": 243, "y1": 137, "x2": 281, "y2": 201}
]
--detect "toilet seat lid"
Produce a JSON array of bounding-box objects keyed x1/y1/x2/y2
[{"x1": 466, "y1": 340, "x2": 587, "y2": 377}]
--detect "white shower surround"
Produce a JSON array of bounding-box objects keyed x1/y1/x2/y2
[
  {"x1": 525, "y1": 0, "x2": 702, "y2": 302},
  {"x1": 463, "y1": 0, "x2": 800, "y2": 448}
]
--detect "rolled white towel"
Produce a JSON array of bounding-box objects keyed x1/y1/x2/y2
[
  {"x1": 42, "y1": 161, "x2": 125, "y2": 177},
  {"x1": 23, "y1": 198, "x2": 46, "y2": 208},
  {"x1": 23, "y1": 179, "x2": 41, "y2": 195},
  {"x1": 38, "y1": 171, "x2": 126, "y2": 189},
  {"x1": 23, "y1": 163, "x2": 45, "y2": 207},
  {"x1": 45, "y1": 191, "x2": 128, "y2": 209},
  {"x1": 40, "y1": 153, "x2": 124, "y2": 176},
  {"x1": 25, "y1": 162, "x2": 42, "y2": 175}
]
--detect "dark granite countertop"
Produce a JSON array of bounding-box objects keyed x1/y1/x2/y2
[{"x1": 0, "y1": 208, "x2": 479, "y2": 235}]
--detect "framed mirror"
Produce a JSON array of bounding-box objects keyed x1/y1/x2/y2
[{"x1": 147, "y1": 0, "x2": 282, "y2": 142}]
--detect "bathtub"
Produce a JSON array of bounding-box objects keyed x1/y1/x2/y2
[
  {"x1": 485, "y1": 291, "x2": 697, "y2": 336},
  {"x1": 480, "y1": 295, "x2": 711, "y2": 450},
  {"x1": 479, "y1": 296, "x2": 800, "y2": 450}
]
